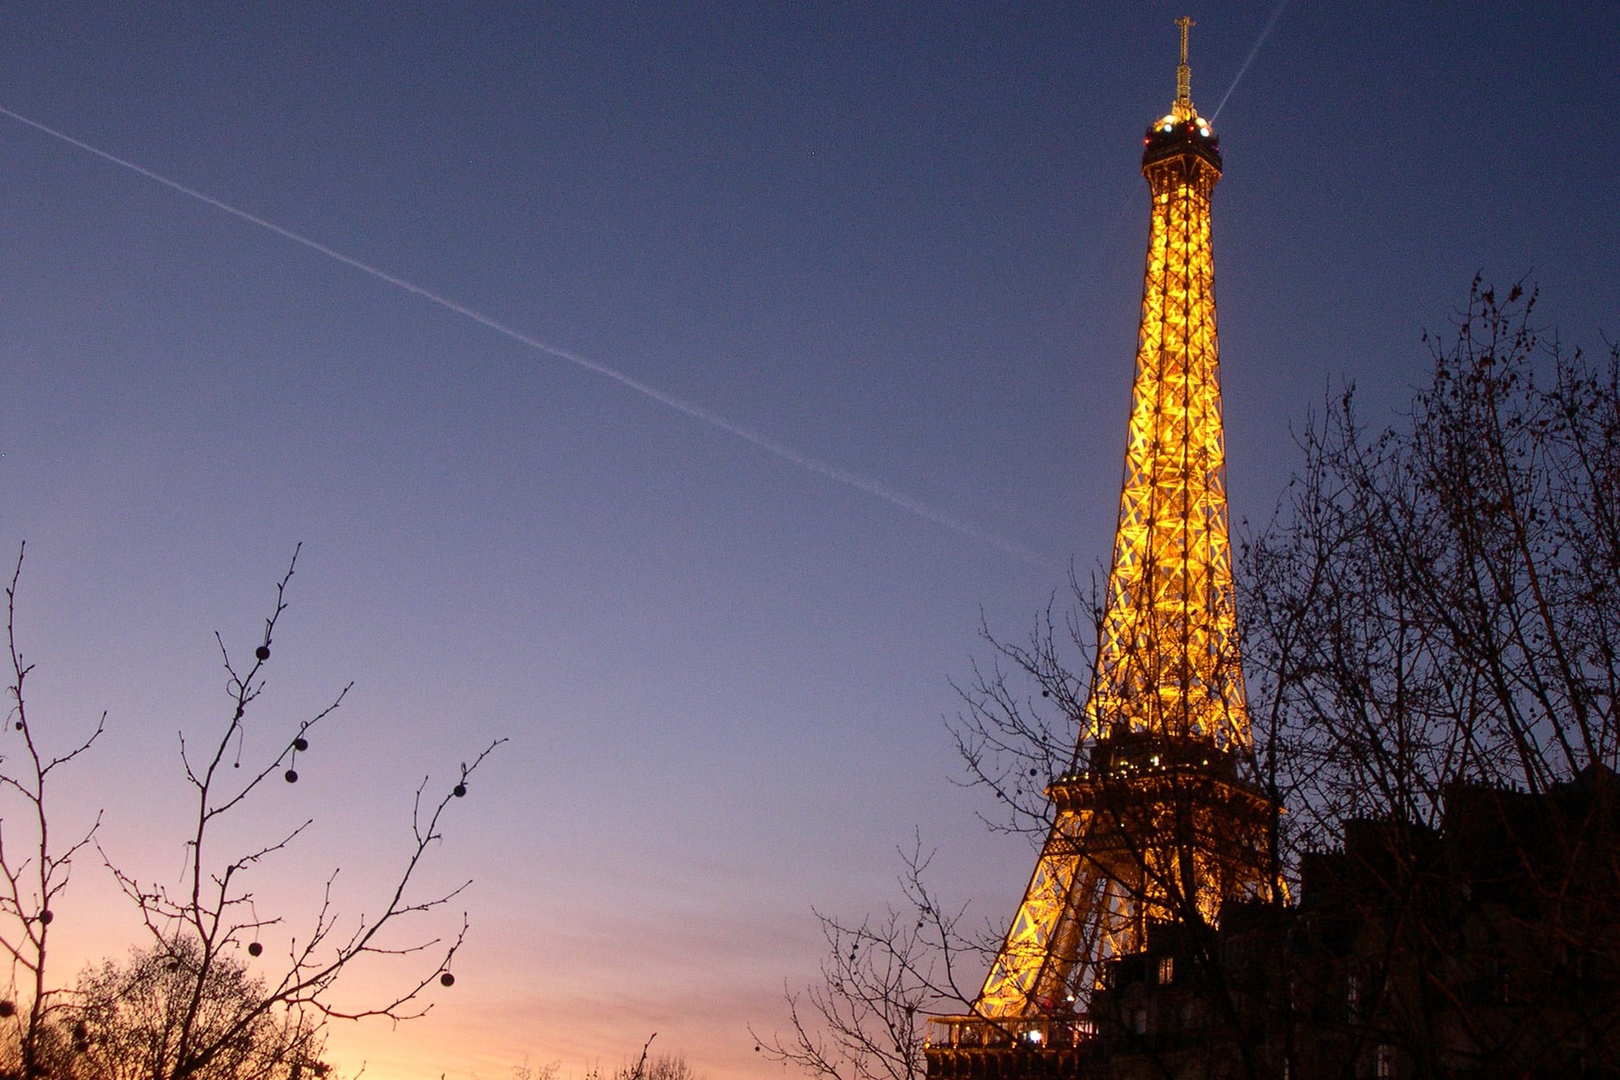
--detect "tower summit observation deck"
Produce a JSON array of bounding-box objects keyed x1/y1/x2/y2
[{"x1": 928, "y1": 20, "x2": 1273, "y2": 1076}]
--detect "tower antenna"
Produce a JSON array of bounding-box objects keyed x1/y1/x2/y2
[{"x1": 1176, "y1": 16, "x2": 1195, "y2": 117}]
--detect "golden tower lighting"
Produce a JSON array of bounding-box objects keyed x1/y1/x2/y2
[{"x1": 928, "y1": 20, "x2": 1272, "y2": 1070}]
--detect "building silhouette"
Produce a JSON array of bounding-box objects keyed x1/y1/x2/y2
[{"x1": 1085, "y1": 774, "x2": 1620, "y2": 1078}]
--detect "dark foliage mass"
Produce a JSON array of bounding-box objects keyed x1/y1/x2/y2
[{"x1": 72, "y1": 938, "x2": 321, "y2": 1080}]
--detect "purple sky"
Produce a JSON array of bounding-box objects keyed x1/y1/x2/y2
[{"x1": 1, "y1": 5, "x2": 1616, "y2": 1080}]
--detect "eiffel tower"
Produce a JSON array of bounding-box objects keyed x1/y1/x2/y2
[{"x1": 928, "y1": 20, "x2": 1273, "y2": 1075}]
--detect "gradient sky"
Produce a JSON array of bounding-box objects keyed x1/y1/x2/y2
[{"x1": 1, "y1": 4, "x2": 1616, "y2": 1080}]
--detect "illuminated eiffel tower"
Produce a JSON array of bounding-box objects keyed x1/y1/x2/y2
[{"x1": 929, "y1": 20, "x2": 1273, "y2": 1074}]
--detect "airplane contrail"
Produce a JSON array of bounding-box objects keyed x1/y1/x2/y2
[
  {"x1": 0, "y1": 105, "x2": 1059, "y2": 574},
  {"x1": 1212, "y1": 0, "x2": 1291, "y2": 121}
]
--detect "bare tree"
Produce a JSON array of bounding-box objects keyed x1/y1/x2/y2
[
  {"x1": 0, "y1": 546, "x2": 501, "y2": 1080},
  {"x1": 615, "y1": 1054, "x2": 699, "y2": 1080},
  {"x1": 1237, "y1": 278, "x2": 1620, "y2": 1073},
  {"x1": 1247, "y1": 278, "x2": 1620, "y2": 832},
  {"x1": 754, "y1": 841, "x2": 994, "y2": 1080},
  {"x1": 948, "y1": 595, "x2": 1101, "y2": 843},
  {"x1": 100, "y1": 547, "x2": 503, "y2": 1080},
  {"x1": 583, "y1": 1035, "x2": 700, "y2": 1080},
  {"x1": 0, "y1": 544, "x2": 105, "y2": 1079},
  {"x1": 509, "y1": 1056, "x2": 561, "y2": 1080}
]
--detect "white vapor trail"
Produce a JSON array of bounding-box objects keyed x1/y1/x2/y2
[
  {"x1": 0, "y1": 105, "x2": 1058, "y2": 574},
  {"x1": 1212, "y1": 0, "x2": 1291, "y2": 121}
]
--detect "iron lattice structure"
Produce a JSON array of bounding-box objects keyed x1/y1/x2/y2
[{"x1": 929, "y1": 21, "x2": 1272, "y2": 1069}]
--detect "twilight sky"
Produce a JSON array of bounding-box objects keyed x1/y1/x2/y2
[{"x1": 1, "y1": 4, "x2": 1616, "y2": 1080}]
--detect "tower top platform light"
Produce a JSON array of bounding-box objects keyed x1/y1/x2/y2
[{"x1": 1144, "y1": 17, "x2": 1221, "y2": 171}]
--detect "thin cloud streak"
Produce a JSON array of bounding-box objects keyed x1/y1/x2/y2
[{"x1": 0, "y1": 105, "x2": 1058, "y2": 575}]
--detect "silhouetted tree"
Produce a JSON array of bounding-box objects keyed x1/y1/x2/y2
[
  {"x1": 754, "y1": 842, "x2": 988, "y2": 1080},
  {"x1": 1239, "y1": 279, "x2": 1620, "y2": 1073},
  {"x1": 615, "y1": 1055, "x2": 699, "y2": 1080},
  {"x1": 1247, "y1": 278, "x2": 1620, "y2": 851},
  {"x1": 588, "y1": 1036, "x2": 701, "y2": 1080},
  {"x1": 509, "y1": 1056, "x2": 560, "y2": 1080},
  {"x1": 0, "y1": 545, "x2": 104, "y2": 1079},
  {"x1": 0, "y1": 546, "x2": 501, "y2": 1080},
  {"x1": 72, "y1": 937, "x2": 323, "y2": 1080}
]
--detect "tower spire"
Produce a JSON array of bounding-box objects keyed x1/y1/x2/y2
[
  {"x1": 1175, "y1": 16, "x2": 1194, "y2": 119},
  {"x1": 927, "y1": 23, "x2": 1271, "y2": 1075}
]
